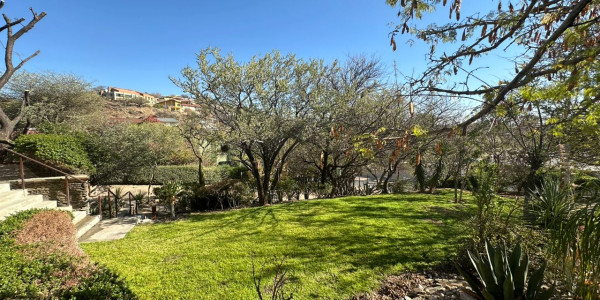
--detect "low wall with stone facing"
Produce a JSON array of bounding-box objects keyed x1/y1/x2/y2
[{"x1": 7, "y1": 175, "x2": 90, "y2": 209}]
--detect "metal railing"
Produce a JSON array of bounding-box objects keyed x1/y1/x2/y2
[{"x1": 2, "y1": 147, "x2": 87, "y2": 207}]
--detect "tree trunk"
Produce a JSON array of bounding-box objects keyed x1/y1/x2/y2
[
  {"x1": 198, "y1": 158, "x2": 205, "y2": 186},
  {"x1": 170, "y1": 196, "x2": 176, "y2": 218}
]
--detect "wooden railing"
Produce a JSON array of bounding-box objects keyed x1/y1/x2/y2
[{"x1": 2, "y1": 148, "x2": 86, "y2": 207}]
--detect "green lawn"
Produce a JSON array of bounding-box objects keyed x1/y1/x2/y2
[{"x1": 82, "y1": 191, "x2": 475, "y2": 299}]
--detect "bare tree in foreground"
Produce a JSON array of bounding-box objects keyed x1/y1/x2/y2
[{"x1": 0, "y1": 2, "x2": 46, "y2": 145}]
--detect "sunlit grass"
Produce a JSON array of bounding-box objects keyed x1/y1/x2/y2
[{"x1": 82, "y1": 191, "x2": 475, "y2": 299}]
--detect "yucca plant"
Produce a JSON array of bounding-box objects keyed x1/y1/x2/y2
[
  {"x1": 528, "y1": 177, "x2": 573, "y2": 229},
  {"x1": 456, "y1": 241, "x2": 554, "y2": 300}
]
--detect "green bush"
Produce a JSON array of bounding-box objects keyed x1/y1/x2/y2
[
  {"x1": 0, "y1": 209, "x2": 135, "y2": 299},
  {"x1": 14, "y1": 133, "x2": 95, "y2": 174},
  {"x1": 182, "y1": 180, "x2": 253, "y2": 211},
  {"x1": 528, "y1": 177, "x2": 574, "y2": 229},
  {"x1": 116, "y1": 165, "x2": 250, "y2": 185}
]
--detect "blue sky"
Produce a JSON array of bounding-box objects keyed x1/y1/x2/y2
[{"x1": 1, "y1": 0, "x2": 511, "y2": 96}]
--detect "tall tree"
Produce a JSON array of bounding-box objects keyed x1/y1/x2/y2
[
  {"x1": 0, "y1": 3, "x2": 46, "y2": 144},
  {"x1": 173, "y1": 48, "x2": 329, "y2": 205},
  {"x1": 387, "y1": 0, "x2": 600, "y2": 134}
]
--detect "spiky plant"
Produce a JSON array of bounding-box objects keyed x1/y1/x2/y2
[{"x1": 456, "y1": 241, "x2": 553, "y2": 300}]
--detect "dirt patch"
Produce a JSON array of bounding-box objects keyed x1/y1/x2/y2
[{"x1": 352, "y1": 270, "x2": 474, "y2": 300}]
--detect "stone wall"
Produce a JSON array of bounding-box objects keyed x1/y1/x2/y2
[{"x1": 8, "y1": 175, "x2": 90, "y2": 209}]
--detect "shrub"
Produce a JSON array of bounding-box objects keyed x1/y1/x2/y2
[
  {"x1": 183, "y1": 179, "x2": 253, "y2": 211},
  {"x1": 0, "y1": 209, "x2": 136, "y2": 299},
  {"x1": 550, "y1": 202, "x2": 600, "y2": 299},
  {"x1": 456, "y1": 241, "x2": 554, "y2": 300},
  {"x1": 528, "y1": 177, "x2": 574, "y2": 229},
  {"x1": 14, "y1": 133, "x2": 95, "y2": 174}
]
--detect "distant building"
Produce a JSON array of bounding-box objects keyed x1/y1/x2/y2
[
  {"x1": 156, "y1": 117, "x2": 179, "y2": 126},
  {"x1": 106, "y1": 87, "x2": 157, "y2": 105},
  {"x1": 156, "y1": 99, "x2": 182, "y2": 112}
]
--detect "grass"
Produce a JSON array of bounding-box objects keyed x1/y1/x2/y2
[{"x1": 81, "y1": 191, "x2": 475, "y2": 299}]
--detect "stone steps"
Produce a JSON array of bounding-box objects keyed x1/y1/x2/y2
[{"x1": 0, "y1": 182, "x2": 99, "y2": 238}]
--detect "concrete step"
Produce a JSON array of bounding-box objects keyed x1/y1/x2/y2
[
  {"x1": 56, "y1": 206, "x2": 73, "y2": 212},
  {"x1": 75, "y1": 215, "x2": 101, "y2": 239},
  {"x1": 71, "y1": 210, "x2": 87, "y2": 225},
  {"x1": 0, "y1": 194, "x2": 44, "y2": 219},
  {"x1": 0, "y1": 183, "x2": 10, "y2": 193},
  {"x1": 0, "y1": 197, "x2": 55, "y2": 221},
  {"x1": 0, "y1": 189, "x2": 28, "y2": 204}
]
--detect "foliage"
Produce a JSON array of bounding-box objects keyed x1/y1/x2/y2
[
  {"x1": 82, "y1": 192, "x2": 474, "y2": 299},
  {"x1": 456, "y1": 241, "x2": 554, "y2": 300},
  {"x1": 549, "y1": 202, "x2": 600, "y2": 299},
  {"x1": 85, "y1": 123, "x2": 194, "y2": 184},
  {"x1": 63, "y1": 265, "x2": 137, "y2": 299},
  {"x1": 154, "y1": 181, "x2": 183, "y2": 218},
  {"x1": 173, "y1": 47, "x2": 330, "y2": 205},
  {"x1": 0, "y1": 209, "x2": 135, "y2": 299},
  {"x1": 182, "y1": 179, "x2": 253, "y2": 211},
  {"x1": 4, "y1": 71, "x2": 106, "y2": 131},
  {"x1": 468, "y1": 162, "x2": 507, "y2": 247},
  {"x1": 386, "y1": 0, "x2": 600, "y2": 136},
  {"x1": 14, "y1": 133, "x2": 95, "y2": 174},
  {"x1": 528, "y1": 177, "x2": 574, "y2": 229}
]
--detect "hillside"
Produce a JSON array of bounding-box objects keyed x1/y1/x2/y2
[{"x1": 103, "y1": 100, "x2": 179, "y2": 120}]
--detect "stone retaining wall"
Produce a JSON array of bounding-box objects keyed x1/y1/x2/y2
[{"x1": 7, "y1": 175, "x2": 90, "y2": 209}]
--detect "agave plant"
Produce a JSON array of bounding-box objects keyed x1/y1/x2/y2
[{"x1": 456, "y1": 241, "x2": 554, "y2": 300}]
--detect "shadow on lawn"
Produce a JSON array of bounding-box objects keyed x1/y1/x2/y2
[{"x1": 176, "y1": 193, "x2": 472, "y2": 272}]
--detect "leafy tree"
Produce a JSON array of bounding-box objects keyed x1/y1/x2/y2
[
  {"x1": 0, "y1": 4, "x2": 46, "y2": 144},
  {"x1": 173, "y1": 48, "x2": 330, "y2": 205},
  {"x1": 2, "y1": 71, "x2": 105, "y2": 132},
  {"x1": 386, "y1": 0, "x2": 600, "y2": 134},
  {"x1": 177, "y1": 112, "x2": 221, "y2": 186}
]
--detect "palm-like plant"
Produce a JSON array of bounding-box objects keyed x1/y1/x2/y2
[
  {"x1": 456, "y1": 241, "x2": 553, "y2": 300},
  {"x1": 157, "y1": 182, "x2": 182, "y2": 219},
  {"x1": 131, "y1": 191, "x2": 146, "y2": 214},
  {"x1": 529, "y1": 177, "x2": 573, "y2": 228}
]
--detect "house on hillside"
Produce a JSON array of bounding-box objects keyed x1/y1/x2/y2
[
  {"x1": 106, "y1": 87, "x2": 157, "y2": 105},
  {"x1": 156, "y1": 99, "x2": 182, "y2": 112}
]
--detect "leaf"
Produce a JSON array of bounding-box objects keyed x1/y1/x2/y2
[
  {"x1": 469, "y1": 54, "x2": 474, "y2": 65},
  {"x1": 390, "y1": 36, "x2": 397, "y2": 51},
  {"x1": 462, "y1": 28, "x2": 467, "y2": 41},
  {"x1": 526, "y1": 262, "x2": 546, "y2": 299},
  {"x1": 509, "y1": 2, "x2": 514, "y2": 13},
  {"x1": 498, "y1": 1, "x2": 502, "y2": 11},
  {"x1": 481, "y1": 23, "x2": 487, "y2": 37},
  {"x1": 455, "y1": 263, "x2": 485, "y2": 299}
]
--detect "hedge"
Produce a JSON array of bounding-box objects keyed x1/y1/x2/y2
[
  {"x1": 14, "y1": 133, "x2": 95, "y2": 174},
  {"x1": 110, "y1": 165, "x2": 249, "y2": 185}
]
